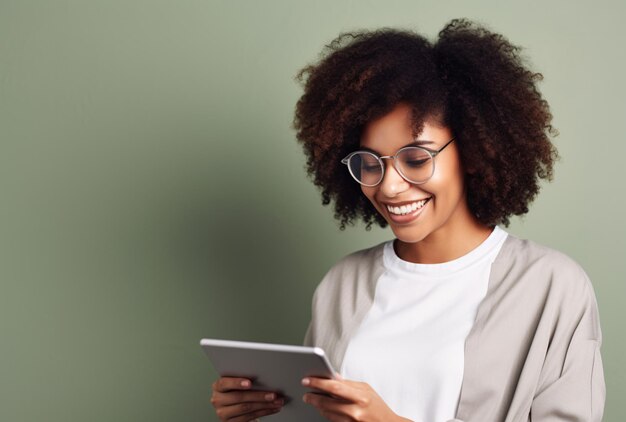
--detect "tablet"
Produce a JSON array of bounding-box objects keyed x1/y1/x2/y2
[{"x1": 200, "y1": 338, "x2": 337, "y2": 421}]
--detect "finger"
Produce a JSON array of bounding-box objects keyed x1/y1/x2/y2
[
  {"x1": 221, "y1": 402, "x2": 283, "y2": 422},
  {"x1": 213, "y1": 377, "x2": 253, "y2": 392},
  {"x1": 309, "y1": 407, "x2": 345, "y2": 422},
  {"x1": 323, "y1": 412, "x2": 353, "y2": 422},
  {"x1": 303, "y1": 392, "x2": 353, "y2": 411},
  {"x1": 212, "y1": 390, "x2": 282, "y2": 407},
  {"x1": 302, "y1": 377, "x2": 360, "y2": 403},
  {"x1": 228, "y1": 407, "x2": 280, "y2": 422},
  {"x1": 303, "y1": 395, "x2": 353, "y2": 422}
]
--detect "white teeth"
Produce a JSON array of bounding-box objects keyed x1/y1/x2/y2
[{"x1": 386, "y1": 199, "x2": 429, "y2": 215}]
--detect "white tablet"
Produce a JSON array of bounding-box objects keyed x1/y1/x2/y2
[{"x1": 200, "y1": 338, "x2": 338, "y2": 421}]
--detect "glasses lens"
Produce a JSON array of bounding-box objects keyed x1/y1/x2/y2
[
  {"x1": 397, "y1": 147, "x2": 433, "y2": 183},
  {"x1": 348, "y1": 152, "x2": 382, "y2": 186}
]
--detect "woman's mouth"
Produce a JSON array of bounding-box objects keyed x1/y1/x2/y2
[{"x1": 384, "y1": 197, "x2": 431, "y2": 224}]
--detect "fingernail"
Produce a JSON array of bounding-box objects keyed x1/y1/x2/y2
[
  {"x1": 265, "y1": 393, "x2": 275, "y2": 401},
  {"x1": 241, "y1": 380, "x2": 250, "y2": 387},
  {"x1": 301, "y1": 378, "x2": 310, "y2": 386},
  {"x1": 302, "y1": 394, "x2": 308, "y2": 403}
]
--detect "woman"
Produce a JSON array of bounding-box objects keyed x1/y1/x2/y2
[{"x1": 210, "y1": 18, "x2": 605, "y2": 422}]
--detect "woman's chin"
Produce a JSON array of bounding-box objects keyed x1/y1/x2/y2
[{"x1": 389, "y1": 226, "x2": 429, "y2": 244}]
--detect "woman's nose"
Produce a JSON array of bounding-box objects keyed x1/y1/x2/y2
[{"x1": 379, "y1": 160, "x2": 410, "y2": 197}]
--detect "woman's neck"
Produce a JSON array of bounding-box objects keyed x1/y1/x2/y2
[{"x1": 394, "y1": 215, "x2": 494, "y2": 264}]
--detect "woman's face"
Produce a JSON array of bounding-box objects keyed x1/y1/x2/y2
[{"x1": 359, "y1": 103, "x2": 474, "y2": 244}]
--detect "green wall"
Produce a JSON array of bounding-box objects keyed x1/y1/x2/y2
[{"x1": 1, "y1": 1, "x2": 624, "y2": 421}]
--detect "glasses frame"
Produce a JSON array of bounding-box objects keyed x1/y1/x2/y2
[{"x1": 340, "y1": 137, "x2": 456, "y2": 187}]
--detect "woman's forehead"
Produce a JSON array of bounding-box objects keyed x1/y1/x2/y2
[
  {"x1": 360, "y1": 107, "x2": 412, "y2": 143},
  {"x1": 360, "y1": 119, "x2": 447, "y2": 149},
  {"x1": 359, "y1": 104, "x2": 447, "y2": 146}
]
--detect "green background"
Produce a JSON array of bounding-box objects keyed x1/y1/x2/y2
[{"x1": 1, "y1": 1, "x2": 624, "y2": 421}]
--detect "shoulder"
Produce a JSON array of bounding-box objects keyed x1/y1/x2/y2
[
  {"x1": 312, "y1": 241, "x2": 387, "y2": 300},
  {"x1": 497, "y1": 234, "x2": 594, "y2": 303},
  {"x1": 327, "y1": 240, "x2": 386, "y2": 273},
  {"x1": 489, "y1": 234, "x2": 603, "y2": 344},
  {"x1": 501, "y1": 234, "x2": 588, "y2": 275}
]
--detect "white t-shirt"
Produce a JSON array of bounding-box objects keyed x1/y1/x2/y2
[{"x1": 340, "y1": 226, "x2": 509, "y2": 422}]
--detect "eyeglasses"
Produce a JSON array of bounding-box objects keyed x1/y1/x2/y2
[{"x1": 341, "y1": 138, "x2": 455, "y2": 186}]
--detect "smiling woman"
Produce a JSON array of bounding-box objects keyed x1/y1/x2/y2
[
  {"x1": 209, "y1": 18, "x2": 605, "y2": 422},
  {"x1": 355, "y1": 107, "x2": 488, "y2": 263}
]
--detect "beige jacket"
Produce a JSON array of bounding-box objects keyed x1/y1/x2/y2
[{"x1": 303, "y1": 234, "x2": 605, "y2": 422}]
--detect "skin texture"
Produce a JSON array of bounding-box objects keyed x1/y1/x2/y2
[
  {"x1": 359, "y1": 102, "x2": 493, "y2": 264},
  {"x1": 302, "y1": 103, "x2": 493, "y2": 421},
  {"x1": 302, "y1": 374, "x2": 411, "y2": 422}
]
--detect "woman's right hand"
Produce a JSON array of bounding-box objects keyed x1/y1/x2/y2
[{"x1": 210, "y1": 377, "x2": 285, "y2": 421}]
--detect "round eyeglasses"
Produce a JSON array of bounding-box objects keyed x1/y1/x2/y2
[{"x1": 340, "y1": 138, "x2": 455, "y2": 186}]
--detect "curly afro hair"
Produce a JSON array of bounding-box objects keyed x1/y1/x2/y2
[{"x1": 292, "y1": 18, "x2": 559, "y2": 230}]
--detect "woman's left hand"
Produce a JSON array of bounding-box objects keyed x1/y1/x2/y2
[{"x1": 301, "y1": 375, "x2": 411, "y2": 422}]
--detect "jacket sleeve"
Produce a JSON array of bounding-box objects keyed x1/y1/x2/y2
[
  {"x1": 530, "y1": 273, "x2": 606, "y2": 421},
  {"x1": 302, "y1": 277, "x2": 322, "y2": 348},
  {"x1": 303, "y1": 319, "x2": 314, "y2": 347}
]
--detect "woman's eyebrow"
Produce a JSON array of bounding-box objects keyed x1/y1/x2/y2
[{"x1": 359, "y1": 140, "x2": 435, "y2": 155}]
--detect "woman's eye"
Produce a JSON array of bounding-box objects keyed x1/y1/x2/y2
[
  {"x1": 362, "y1": 165, "x2": 380, "y2": 173},
  {"x1": 406, "y1": 159, "x2": 429, "y2": 168}
]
